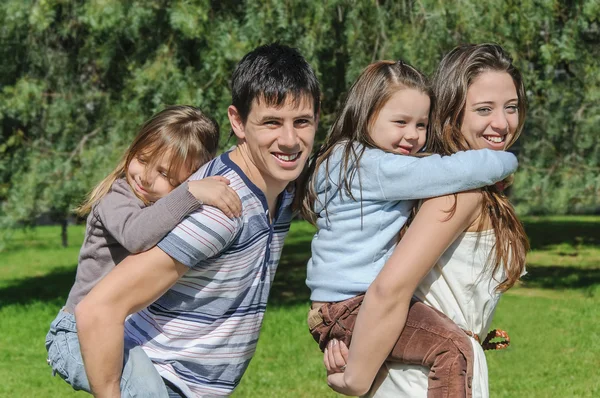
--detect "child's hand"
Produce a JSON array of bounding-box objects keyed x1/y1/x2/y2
[
  {"x1": 187, "y1": 176, "x2": 242, "y2": 219},
  {"x1": 324, "y1": 339, "x2": 349, "y2": 375},
  {"x1": 324, "y1": 339, "x2": 366, "y2": 396}
]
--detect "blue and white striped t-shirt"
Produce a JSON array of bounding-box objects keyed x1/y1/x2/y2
[{"x1": 124, "y1": 152, "x2": 294, "y2": 397}]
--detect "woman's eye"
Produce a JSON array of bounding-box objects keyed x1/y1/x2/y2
[
  {"x1": 506, "y1": 105, "x2": 518, "y2": 113},
  {"x1": 417, "y1": 123, "x2": 427, "y2": 129},
  {"x1": 137, "y1": 158, "x2": 147, "y2": 165},
  {"x1": 160, "y1": 171, "x2": 169, "y2": 178},
  {"x1": 395, "y1": 120, "x2": 407, "y2": 125},
  {"x1": 476, "y1": 108, "x2": 492, "y2": 115}
]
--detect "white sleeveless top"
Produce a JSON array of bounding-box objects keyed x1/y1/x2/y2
[{"x1": 366, "y1": 229, "x2": 506, "y2": 398}]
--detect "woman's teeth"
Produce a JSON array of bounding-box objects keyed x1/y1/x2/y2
[{"x1": 484, "y1": 136, "x2": 504, "y2": 144}]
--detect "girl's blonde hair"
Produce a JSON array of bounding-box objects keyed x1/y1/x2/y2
[
  {"x1": 430, "y1": 43, "x2": 529, "y2": 292},
  {"x1": 76, "y1": 105, "x2": 219, "y2": 215},
  {"x1": 299, "y1": 60, "x2": 431, "y2": 223}
]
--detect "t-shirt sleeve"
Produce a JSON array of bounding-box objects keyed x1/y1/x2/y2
[{"x1": 157, "y1": 206, "x2": 242, "y2": 268}]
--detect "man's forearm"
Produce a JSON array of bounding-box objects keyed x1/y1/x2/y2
[
  {"x1": 76, "y1": 301, "x2": 125, "y2": 398},
  {"x1": 73, "y1": 247, "x2": 189, "y2": 397}
]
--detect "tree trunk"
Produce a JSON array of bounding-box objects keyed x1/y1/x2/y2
[{"x1": 61, "y1": 218, "x2": 68, "y2": 248}]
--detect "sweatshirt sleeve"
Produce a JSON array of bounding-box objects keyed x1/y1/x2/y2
[
  {"x1": 359, "y1": 148, "x2": 518, "y2": 201},
  {"x1": 94, "y1": 181, "x2": 202, "y2": 253}
]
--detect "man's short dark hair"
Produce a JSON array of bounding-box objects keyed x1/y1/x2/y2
[{"x1": 231, "y1": 43, "x2": 321, "y2": 123}]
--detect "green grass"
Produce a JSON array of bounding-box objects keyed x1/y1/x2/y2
[{"x1": 0, "y1": 217, "x2": 598, "y2": 397}]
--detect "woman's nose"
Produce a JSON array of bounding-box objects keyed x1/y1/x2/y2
[{"x1": 491, "y1": 112, "x2": 509, "y2": 132}]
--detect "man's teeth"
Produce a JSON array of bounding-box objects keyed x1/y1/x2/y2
[
  {"x1": 484, "y1": 136, "x2": 504, "y2": 143},
  {"x1": 274, "y1": 153, "x2": 299, "y2": 161}
]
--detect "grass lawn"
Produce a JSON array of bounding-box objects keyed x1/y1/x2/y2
[{"x1": 0, "y1": 216, "x2": 598, "y2": 397}]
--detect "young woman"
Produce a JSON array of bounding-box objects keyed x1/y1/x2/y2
[
  {"x1": 301, "y1": 58, "x2": 521, "y2": 397},
  {"x1": 325, "y1": 43, "x2": 529, "y2": 398}
]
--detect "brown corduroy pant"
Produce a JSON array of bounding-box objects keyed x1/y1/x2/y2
[{"x1": 308, "y1": 295, "x2": 474, "y2": 398}]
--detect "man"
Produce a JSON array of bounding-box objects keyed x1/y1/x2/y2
[{"x1": 76, "y1": 43, "x2": 320, "y2": 397}]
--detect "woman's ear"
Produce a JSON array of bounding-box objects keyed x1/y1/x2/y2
[{"x1": 228, "y1": 105, "x2": 245, "y2": 140}]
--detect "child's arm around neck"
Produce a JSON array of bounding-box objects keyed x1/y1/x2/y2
[
  {"x1": 94, "y1": 179, "x2": 201, "y2": 253},
  {"x1": 357, "y1": 147, "x2": 517, "y2": 202}
]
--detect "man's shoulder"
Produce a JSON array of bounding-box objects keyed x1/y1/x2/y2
[{"x1": 189, "y1": 152, "x2": 237, "y2": 180}]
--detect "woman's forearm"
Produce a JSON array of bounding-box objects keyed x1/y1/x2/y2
[
  {"x1": 336, "y1": 193, "x2": 481, "y2": 395},
  {"x1": 342, "y1": 282, "x2": 414, "y2": 396}
]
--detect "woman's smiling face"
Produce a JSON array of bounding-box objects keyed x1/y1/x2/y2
[{"x1": 461, "y1": 70, "x2": 519, "y2": 151}]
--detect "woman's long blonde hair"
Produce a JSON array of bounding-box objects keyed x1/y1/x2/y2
[
  {"x1": 299, "y1": 60, "x2": 431, "y2": 224},
  {"x1": 430, "y1": 43, "x2": 529, "y2": 292},
  {"x1": 76, "y1": 105, "x2": 219, "y2": 215}
]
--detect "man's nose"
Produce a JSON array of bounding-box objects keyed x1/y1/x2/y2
[{"x1": 279, "y1": 123, "x2": 300, "y2": 148}]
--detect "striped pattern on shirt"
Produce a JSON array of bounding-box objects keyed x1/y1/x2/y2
[{"x1": 124, "y1": 152, "x2": 294, "y2": 397}]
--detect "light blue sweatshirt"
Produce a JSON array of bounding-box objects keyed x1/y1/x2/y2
[{"x1": 306, "y1": 144, "x2": 518, "y2": 302}]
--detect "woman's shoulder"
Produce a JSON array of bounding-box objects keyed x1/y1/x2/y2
[
  {"x1": 420, "y1": 190, "x2": 484, "y2": 227},
  {"x1": 424, "y1": 189, "x2": 484, "y2": 207}
]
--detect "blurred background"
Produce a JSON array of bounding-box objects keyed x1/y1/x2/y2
[{"x1": 0, "y1": 1, "x2": 598, "y2": 397}]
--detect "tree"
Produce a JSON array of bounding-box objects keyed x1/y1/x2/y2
[{"x1": 1, "y1": 0, "x2": 598, "y2": 248}]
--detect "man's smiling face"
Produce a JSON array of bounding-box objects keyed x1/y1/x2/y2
[{"x1": 232, "y1": 95, "x2": 316, "y2": 189}]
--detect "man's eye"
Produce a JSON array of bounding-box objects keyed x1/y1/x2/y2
[
  {"x1": 265, "y1": 120, "x2": 280, "y2": 126},
  {"x1": 295, "y1": 119, "x2": 309, "y2": 126}
]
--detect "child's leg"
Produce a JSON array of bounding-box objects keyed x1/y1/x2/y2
[
  {"x1": 46, "y1": 309, "x2": 169, "y2": 398},
  {"x1": 46, "y1": 310, "x2": 92, "y2": 392},
  {"x1": 121, "y1": 338, "x2": 171, "y2": 397},
  {"x1": 388, "y1": 299, "x2": 474, "y2": 398},
  {"x1": 308, "y1": 297, "x2": 474, "y2": 398},
  {"x1": 307, "y1": 294, "x2": 364, "y2": 352}
]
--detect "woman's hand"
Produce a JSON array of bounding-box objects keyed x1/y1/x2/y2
[{"x1": 187, "y1": 176, "x2": 242, "y2": 218}]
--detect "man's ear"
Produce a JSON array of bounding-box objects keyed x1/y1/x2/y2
[{"x1": 228, "y1": 105, "x2": 245, "y2": 140}]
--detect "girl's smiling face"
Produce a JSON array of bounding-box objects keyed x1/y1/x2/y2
[
  {"x1": 369, "y1": 88, "x2": 430, "y2": 155},
  {"x1": 461, "y1": 71, "x2": 519, "y2": 151},
  {"x1": 127, "y1": 151, "x2": 191, "y2": 203}
]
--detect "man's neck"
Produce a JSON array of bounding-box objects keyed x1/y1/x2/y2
[{"x1": 229, "y1": 147, "x2": 287, "y2": 216}]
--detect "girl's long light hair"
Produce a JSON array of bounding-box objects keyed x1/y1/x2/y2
[
  {"x1": 430, "y1": 43, "x2": 529, "y2": 292},
  {"x1": 76, "y1": 105, "x2": 219, "y2": 216},
  {"x1": 299, "y1": 60, "x2": 431, "y2": 224}
]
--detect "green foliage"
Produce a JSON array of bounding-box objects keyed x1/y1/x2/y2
[{"x1": 0, "y1": 0, "x2": 598, "y2": 235}]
